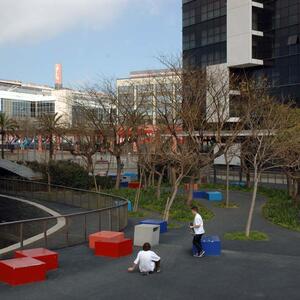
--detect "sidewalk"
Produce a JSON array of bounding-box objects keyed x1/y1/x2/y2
[{"x1": 1, "y1": 191, "x2": 299, "y2": 300}]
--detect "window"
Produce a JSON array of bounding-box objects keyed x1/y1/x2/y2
[
  {"x1": 288, "y1": 35, "x2": 299, "y2": 45},
  {"x1": 183, "y1": 32, "x2": 196, "y2": 50}
]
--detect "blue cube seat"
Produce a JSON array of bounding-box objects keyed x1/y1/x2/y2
[
  {"x1": 206, "y1": 191, "x2": 223, "y2": 201},
  {"x1": 127, "y1": 200, "x2": 132, "y2": 212},
  {"x1": 122, "y1": 176, "x2": 132, "y2": 183},
  {"x1": 123, "y1": 172, "x2": 138, "y2": 181},
  {"x1": 192, "y1": 235, "x2": 221, "y2": 256},
  {"x1": 193, "y1": 191, "x2": 207, "y2": 199},
  {"x1": 139, "y1": 219, "x2": 168, "y2": 233},
  {"x1": 202, "y1": 235, "x2": 221, "y2": 256},
  {"x1": 120, "y1": 182, "x2": 129, "y2": 188},
  {"x1": 230, "y1": 181, "x2": 246, "y2": 187}
]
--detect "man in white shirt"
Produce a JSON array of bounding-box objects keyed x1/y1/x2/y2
[
  {"x1": 190, "y1": 206, "x2": 205, "y2": 258},
  {"x1": 128, "y1": 243, "x2": 161, "y2": 275}
]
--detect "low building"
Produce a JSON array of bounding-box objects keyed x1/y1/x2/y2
[{"x1": 117, "y1": 69, "x2": 181, "y2": 125}]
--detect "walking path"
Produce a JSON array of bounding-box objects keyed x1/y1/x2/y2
[{"x1": 1, "y1": 191, "x2": 300, "y2": 300}]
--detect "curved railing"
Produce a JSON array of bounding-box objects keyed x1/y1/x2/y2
[{"x1": 0, "y1": 178, "x2": 128, "y2": 257}]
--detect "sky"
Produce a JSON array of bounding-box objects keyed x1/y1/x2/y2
[{"x1": 0, "y1": 0, "x2": 182, "y2": 88}]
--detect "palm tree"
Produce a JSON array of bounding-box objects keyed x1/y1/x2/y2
[
  {"x1": 37, "y1": 113, "x2": 64, "y2": 161},
  {"x1": 0, "y1": 113, "x2": 18, "y2": 159}
]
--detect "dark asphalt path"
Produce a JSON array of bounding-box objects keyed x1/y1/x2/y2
[{"x1": 1, "y1": 191, "x2": 300, "y2": 300}]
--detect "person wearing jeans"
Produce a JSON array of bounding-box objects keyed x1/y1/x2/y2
[{"x1": 190, "y1": 206, "x2": 205, "y2": 258}]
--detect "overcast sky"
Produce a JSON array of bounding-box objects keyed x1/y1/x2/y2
[{"x1": 0, "y1": 0, "x2": 181, "y2": 87}]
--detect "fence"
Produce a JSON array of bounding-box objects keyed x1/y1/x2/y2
[
  {"x1": 0, "y1": 178, "x2": 128, "y2": 257},
  {"x1": 210, "y1": 167, "x2": 288, "y2": 187}
]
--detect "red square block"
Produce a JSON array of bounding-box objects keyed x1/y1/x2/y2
[
  {"x1": 184, "y1": 183, "x2": 199, "y2": 191},
  {"x1": 128, "y1": 182, "x2": 142, "y2": 189},
  {"x1": 95, "y1": 238, "x2": 133, "y2": 258},
  {"x1": 0, "y1": 257, "x2": 46, "y2": 286},
  {"x1": 15, "y1": 248, "x2": 58, "y2": 271},
  {"x1": 89, "y1": 231, "x2": 125, "y2": 249}
]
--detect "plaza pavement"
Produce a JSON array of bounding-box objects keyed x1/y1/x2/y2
[{"x1": 1, "y1": 190, "x2": 300, "y2": 300}]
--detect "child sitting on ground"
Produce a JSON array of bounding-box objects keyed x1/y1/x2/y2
[{"x1": 128, "y1": 242, "x2": 161, "y2": 275}]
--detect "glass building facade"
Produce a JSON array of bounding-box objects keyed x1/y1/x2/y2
[{"x1": 183, "y1": 0, "x2": 300, "y2": 103}]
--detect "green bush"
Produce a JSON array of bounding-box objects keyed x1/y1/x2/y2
[
  {"x1": 105, "y1": 187, "x2": 214, "y2": 223},
  {"x1": 48, "y1": 160, "x2": 90, "y2": 189},
  {"x1": 224, "y1": 231, "x2": 269, "y2": 241},
  {"x1": 261, "y1": 188, "x2": 300, "y2": 232},
  {"x1": 95, "y1": 176, "x2": 115, "y2": 190}
]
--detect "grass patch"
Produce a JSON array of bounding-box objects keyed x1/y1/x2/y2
[
  {"x1": 261, "y1": 188, "x2": 300, "y2": 232},
  {"x1": 105, "y1": 187, "x2": 214, "y2": 223},
  {"x1": 201, "y1": 183, "x2": 300, "y2": 232},
  {"x1": 168, "y1": 222, "x2": 183, "y2": 229},
  {"x1": 128, "y1": 211, "x2": 147, "y2": 218},
  {"x1": 213, "y1": 201, "x2": 239, "y2": 208},
  {"x1": 224, "y1": 231, "x2": 269, "y2": 241}
]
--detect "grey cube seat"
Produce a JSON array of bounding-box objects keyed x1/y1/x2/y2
[{"x1": 134, "y1": 224, "x2": 160, "y2": 246}]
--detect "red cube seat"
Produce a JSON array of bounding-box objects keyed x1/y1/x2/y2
[
  {"x1": 89, "y1": 231, "x2": 124, "y2": 249},
  {"x1": 95, "y1": 238, "x2": 133, "y2": 258},
  {"x1": 0, "y1": 257, "x2": 46, "y2": 286},
  {"x1": 128, "y1": 182, "x2": 142, "y2": 189},
  {"x1": 15, "y1": 248, "x2": 58, "y2": 271}
]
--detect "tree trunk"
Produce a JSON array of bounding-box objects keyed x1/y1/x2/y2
[
  {"x1": 49, "y1": 134, "x2": 53, "y2": 161},
  {"x1": 133, "y1": 168, "x2": 144, "y2": 212},
  {"x1": 245, "y1": 169, "x2": 259, "y2": 237},
  {"x1": 286, "y1": 173, "x2": 292, "y2": 197},
  {"x1": 225, "y1": 159, "x2": 230, "y2": 208},
  {"x1": 47, "y1": 171, "x2": 51, "y2": 193},
  {"x1": 163, "y1": 183, "x2": 179, "y2": 221},
  {"x1": 186, "y1": 177, "x2": 194, "y2": 206},
  {"x1": 1, "y1": 132, "x2": 4, "y2": 159},
  {"x1": 246, "y1": 168, "x2": 251, "y2": 188},
  {"x1": 156, "y1": 166, "x2": 166, "y2": 201},
  {"x1": 163, "y1": 174, "x2": 183, "y2": 221},
  {"x1": 115, "y1": 155, "x2": 122, "y2": 190}
]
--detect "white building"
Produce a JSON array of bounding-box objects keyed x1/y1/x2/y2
[{"x1": 117, "y1": 69, "x2": 181, "y2": 125}]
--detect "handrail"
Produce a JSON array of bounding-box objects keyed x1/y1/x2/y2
[
  {"x1": 0, "y1": 178, "x2": 129, "y2": 254},
  {"x1": 0, "y1": 203, "x2": 123, "y2": 227}
]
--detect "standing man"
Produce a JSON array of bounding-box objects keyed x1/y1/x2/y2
[{"x1": 190, "y1": 206, "x2": 205, "y2": 257}]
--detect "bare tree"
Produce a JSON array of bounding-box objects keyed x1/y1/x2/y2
[
  {"x1": 69, "y1": 126, "x2": 100, "y2": 191},
  {"x1": 70, "y1": 79, "x2": 147, "y2": 189},
  {"x1": 151, "y1": 58, "x2": 245, "y2": 221},
  {"x1": 240, "y1": 79, "x2": 300, "y2": 237}
]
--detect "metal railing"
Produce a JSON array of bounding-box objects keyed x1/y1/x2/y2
[
  {"x1": 210, "y1": 167, "x2": 288, "y2": 187},
  {"x1": 0, "y1": 178, "x2": 128, "y2": 257}
]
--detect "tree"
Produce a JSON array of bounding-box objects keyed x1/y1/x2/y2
[
  {"x1": 240, "y1": 79, "x2": 300, "y2": 237},
  {"x1": 0, "y1": 113, "x2": 18, "y2": 159},
  {"x1": 37, "y1": 113, "x2": 64, "y2": 161},
  {"x1": 151, "y1": 59, "x2": 245, "y2": 221},
  {"x1": 71, "y1": 79, "x2": 148, "y2": 189},
  {"x1": 70, "y1": 126, "x2": 100, "y2": 191}
]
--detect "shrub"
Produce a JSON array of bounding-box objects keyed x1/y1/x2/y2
[{"x1": 224, "y1": 231, "x2": 269, "y2": 241}]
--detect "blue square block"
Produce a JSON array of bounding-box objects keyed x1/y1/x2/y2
[
  {"x1": 230, "y1": 181, "x2": 246, "y2": 187},
  {"x1": 120, "y1": 181, "x2": 129, "y2": 188},
  {"x1": 193, "y1": 191, "x2": 207, "y2": 199},
  {"x1": 127, "y1": 200, "x2": 132, "y2": 212},
  {"x1": 192, "y1": 235, "x2": 221, "y2": 256},
  {"x1": 123, "y1": 172, "x2": 138, "y2": 180},
  {"x1": 122, "y1": 176, "x2": 132, "y2": 183},
  {"x1": 206, "y1": 191, "x2": 223, "y2": 201},
  {"x1": 139, "y1": 219, "x2": 168, "y2": 233}
]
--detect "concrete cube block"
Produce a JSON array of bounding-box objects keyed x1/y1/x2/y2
[
  {"x1": 139, "y1": 219, "x2": 168, "y2": 233},
  {"x1": 134, "y1": 224, "x2": 160, "y2": 246}
]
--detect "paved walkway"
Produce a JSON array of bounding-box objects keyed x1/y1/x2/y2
[{"x1": 1, "y1": 191, "x2": 300, "y2": 300}]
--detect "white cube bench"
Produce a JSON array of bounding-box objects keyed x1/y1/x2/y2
[{"x1": 134, "y1": 224, "x2": 160, "y2": 247}]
